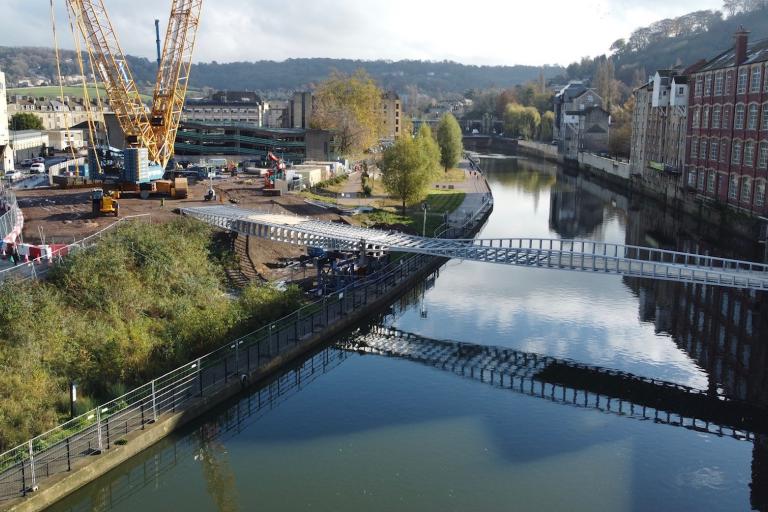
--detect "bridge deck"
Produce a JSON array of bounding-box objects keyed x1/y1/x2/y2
[{"x1": 181, "y1": 205, "x2": 768, "y2": 291}]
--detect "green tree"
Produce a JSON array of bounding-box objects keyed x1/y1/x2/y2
[
  {"x1": 539, "y1": 111, "x2": 556, "y2": 142},
  {"x1": 311, "y1": 69, "x2": 384, "y2": 157},
  {"x1": 10, "y1": 112, "x2": 44, "y2": 131},
  {"x1": 416, "y1": 123, "x2": 441, "y2": 177},
  {"x1": 380, "y1": 136, "x2": 434, "y2": 215},
  {"x1": 435, "y1": 113, "x2": 463, "y2": 172},
  {"x1": 504, "y1": 103, "x2": 541, "y2": 139}
]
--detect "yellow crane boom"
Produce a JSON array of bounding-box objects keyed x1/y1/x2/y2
[{"x1": 66, "y1": 0, "x2": 203, "y2": 169}]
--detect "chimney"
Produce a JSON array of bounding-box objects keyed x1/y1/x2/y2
[{"x1": 735, "y1": 26, "x2": 749, "y2": 66}]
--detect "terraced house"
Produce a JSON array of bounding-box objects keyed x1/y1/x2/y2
[{"x1": 687, "y1": 28, "x2": 768, "y2": 217}]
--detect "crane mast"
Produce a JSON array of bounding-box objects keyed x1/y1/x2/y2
[{"x1": 66, "y1": 0, "x2": 202, "y2": 170}]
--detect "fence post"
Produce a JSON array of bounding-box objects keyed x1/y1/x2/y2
[
  {"x1": 198, "y1": 358, "x2": 204, "y2": 397},
  {"x1": 66, "y1": 437, "x2": 71, "y2": 471},
  {"x1": 96, "y1": 408, "x2": 104, "y2": 453},
  {"x1": 28, "y1": 440, "x2": 37, "y2": 492},
  {"x1": 151, "y1": 380, "x2": 158, "y2": 423}
]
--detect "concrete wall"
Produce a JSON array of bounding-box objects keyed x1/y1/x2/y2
[{"x1": 578, "y1": 152, "x2": 630, "y2": 181}]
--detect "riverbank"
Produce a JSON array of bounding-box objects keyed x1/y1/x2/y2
[
  {"x1": 516, "y1": 140, "x2": 767, "y2": 246},
  {"x1": 2, "y1": 174, "x2": 494, "y2": 512}
]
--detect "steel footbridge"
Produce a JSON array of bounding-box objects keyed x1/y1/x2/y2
[
  {"x1": 181, "y1": 205, "x2": 768, "y2": 291},
  {"x1": 341, "y1": 327, "x2": 768, "y2": 440}
]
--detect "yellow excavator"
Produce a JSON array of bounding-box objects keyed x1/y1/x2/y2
[{"x1": 91, "y1": 188, "x2": 120, "y2": 217}]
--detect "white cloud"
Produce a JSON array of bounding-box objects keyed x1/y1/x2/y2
[{"x1": 2, "y1": 0, "x2": 724, "y2": 66}]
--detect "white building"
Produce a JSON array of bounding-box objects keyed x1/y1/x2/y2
[
  {"x1": 182, "y1": 91, "x2": 266, "y2": 126},
  {"x1": 45, "y1": 129, "x2": 85, "y2": 151},
  {"x1": 0, "y1": 70, "x2": 13, "y2": 172}
]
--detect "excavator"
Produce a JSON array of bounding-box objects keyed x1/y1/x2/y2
[
  {"x1": 264, "y1": 152, "x2": 286, "y2": 190},
  {"x1": 91, "y1": 188, "x2": 119, "y2": 217},
  {"x1": 64, "y1": 0, "x2": 202, "y2": 195}
]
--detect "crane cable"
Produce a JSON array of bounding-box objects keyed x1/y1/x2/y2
[
  {"x1": 65, "y1": 3, "x2": 104, "y2": 176},
  {"x1": 49, "y1": 0, "x2": 80, "y2": 175}
]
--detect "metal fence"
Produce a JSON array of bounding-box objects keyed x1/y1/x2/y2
[
  {"x1": 0, "y1": 198, "x2": 493, "y2": 502},
  {"x1": 0, "y1": 215, "x2": 152, "y2": 284},
  {"x1": 0, "y1": 184, "x2": 21, "y2": 244}
]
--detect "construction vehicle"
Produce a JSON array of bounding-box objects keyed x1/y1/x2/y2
[
  {"x1": 64, "y1": 0, "x2": 202, "y2": 191},
  {"x1": 264, "y1": 152, "x2": 286, "y2": 190},
  {"x1": 91, "y1": 189, "x2": 120, "y2": 217}
]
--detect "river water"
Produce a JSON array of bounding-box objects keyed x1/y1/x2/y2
[{"x1": 51, "y1": 155, "x2": 768, "y2": 512}]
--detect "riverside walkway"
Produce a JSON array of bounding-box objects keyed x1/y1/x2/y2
[{"x1": 181, "y1": 204, "x2": 768, "y2": 291}]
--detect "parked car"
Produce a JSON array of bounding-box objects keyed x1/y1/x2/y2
[
  {"x1": 4, "y1": 170, "x2": 22, "y2": 181},
  {"x1": 32, "y1": 157, "x2": 45, "y2": 164},
  {"x1": 20, "y1": 159, "x2": 33, "y2": 167},
  {"x1": 30, "y1": 163, "x2": 46, "y2": 174}
]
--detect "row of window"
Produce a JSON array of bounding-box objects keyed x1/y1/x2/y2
[
  {"x1": 694, "y1": 65, "x2": 768, "y2": 97},
  {"x1": 691, "y1": 103, "x2": 768, "y2": 131},
  {"x1": 688, "y1": 170, "x2": 767, "y2": 208},
  {"x1": 690, "y1": 138, "x2": 768, "y2": 168}
]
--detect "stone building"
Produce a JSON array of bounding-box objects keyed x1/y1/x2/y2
[
  {"x1": 553, "y1": 82, "x2": 608, "y2": 159},
  {"x1": 630, "y1": 69, "x2": 690, "y2": 200},
  {"x1": 380, "y1": 91, "x2": 402, "y2": 141},
  {"x1": 686, "y1": 28, "x2": 768, "y2": 217},
  {"x1": 183, "y1": 91, "x2": 266, "y2": 126}
]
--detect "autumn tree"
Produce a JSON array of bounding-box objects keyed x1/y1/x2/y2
[
  {"x1": 609, "y1": 96, "x2": 635, "y2": 157},
  {"x1": 380, "y1": 136, "x2": 437, "y2": 216},
  {"x1": 416, "y1": 123, "x2": 441, "y2": 177},
  {"x1": 435, "y1": 113, "x2": 463, "y2": 172},
  {"x1": 504, "y1": 103, "x2": 541, "y2": 140},
  {"x1": 539, "y1": 111, "x2": 555, "y2": 142},
  {"x1": 311, "y1": 69, "x2": 384, "y2": 157}
]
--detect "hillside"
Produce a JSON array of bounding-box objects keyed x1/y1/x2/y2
[
  {"x1": 565, "y1": 6, "x2": 768, "y2": 86},
  {"x1": 0, "y1": 47, "x2": 564, "y2": 97}
]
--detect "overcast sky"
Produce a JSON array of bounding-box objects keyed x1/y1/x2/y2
[{"x1": 3, "y1": 0, "x2": 723, "y2": 66}]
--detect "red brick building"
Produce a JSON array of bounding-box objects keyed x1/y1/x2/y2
[{"x1": 686, "y1": 28, "x2": 768, "y2": 216}]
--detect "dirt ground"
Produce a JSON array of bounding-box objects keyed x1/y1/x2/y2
[{"x1": 15, "y1": 176, "x2": 347, "y2": 280}]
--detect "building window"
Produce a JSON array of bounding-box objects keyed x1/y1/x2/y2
[
  {"x1": 712, "y1": 106, "x2": 722, "y2": 128},
  {"x1": 726, "y1": 72, "x2": 734, "y2": 94},
  {"x1": 688, "y1": 170, "x2": 697, "y2": 187},
  {"x1": 729, "y1": 174, "x2": 739, "y2": 200},
  {"x1": 691, "y1": 138, "x2": 699, "y2": 159},
  {"x1": 695, "y1": 76, "x2": 704, "y2": 97},
  {"x1": 723, "y1": 105, "x2": 731, "y2": 129},
  {"x1": 748, "y1": 104, "x2": 759, "y2": 130},
  {"x1": 756, "y1": 181, "x2": 766, "y2": 207},
  {"x1": 698, "y1": 169, "x2": 706, "y2": 190},
  {"x1": 763, "y1": 103, "x2": 768, "y2": 130},
  {"x1": 732, "y1": 140, "x2": 742, "y2": 165},
  {"x1": 700, "y1": 140, "x2": 708, "y2": 160},
  {"x1": 705, "y1": 75, "x2": 713, "y2": 96},
  {"x1": 751, "y1": 67, "x2": 762, "y2": 93},
  {"x1": 760, "y1": 142, "x2": 768, "y2": 169},
  {"x1": 692, "y1": 108, "x2": 701, "y2": 128},
  {"x1": 711, "y1": 140, "x2": 719, "y2": 161},
  {"x1": 744, "y1": 141, "x2": 755, "y2": 166},
  {"x1": 707, "y1": 171, "x2": 717, "y2": 194},
  {"x1": 742, "y1": 178, "x2": 752, "y2": 202},
  {"x1": 735, "y1": 105, "x2": 745, "y2": 129},
  {"x1": 715, "y1": 72, "x2": 724, "y2": 95},
  {"x1": 737, "y1": 69, "x2": 748, "y2": 94},
  {"x1": 722, "y1": 138, "x2": 730, "y2": 162},
  {"x1": 702, "y1": 106, "x2": 710, "y2": 128}
]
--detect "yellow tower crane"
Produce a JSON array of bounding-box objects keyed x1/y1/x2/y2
[{"x1": 66, "y1": 0, "x2": 202, "y2": 172}]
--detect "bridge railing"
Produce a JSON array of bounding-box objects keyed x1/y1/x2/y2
[
  {"x1": 466, "y1": 237, "x2": 768, "y2": 275},
  {"x1": 0, "y1": 195, "x2": 492, "y2": 503}
]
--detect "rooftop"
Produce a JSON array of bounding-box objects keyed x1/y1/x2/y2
[{"x1": 697, "y1": 36, "x2": 768, "y2": 72}]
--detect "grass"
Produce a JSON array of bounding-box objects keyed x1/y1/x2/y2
[
  {"x1": 9, "y1": 85, "x2": 153, "y2": 103},
  {"x1": 299, "y1": 190, "x2": 338, "y2": 204},
  {"x1": 440, "y1": 168, "x2": 467, "y2": 182},
  {"x1": 354, "y1": 190, "x2": 466, "y2": 236}
]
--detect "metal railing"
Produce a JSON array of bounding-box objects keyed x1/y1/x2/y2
[
  {"x1": 0, "y1": 215, "x2": 152, "y2": 284},
  {"x1": 0, "y1": 198, "x2": 492, "y2": 503},
  {"x1": 0, "y1": 184, "x2": 21, "y2": 243}
]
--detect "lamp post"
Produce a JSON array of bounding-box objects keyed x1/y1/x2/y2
[{"x1": 421, "y1": 202, "x2": 428, "y2": 237}]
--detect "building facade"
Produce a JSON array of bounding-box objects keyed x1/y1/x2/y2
[
  {"x1": 630, "y1": 70, "x2": 689, "y2": 200},
  {"x1": 7, "y1": 96, "x2": 103, "y2": 131},
  {"x1": 290, "y1": 92, "x2": 313, "y2": 130},
  {"x1": 183, "y1": 91, "x2": 266, "y2": 126},
  {"x1": 380, "y1": 91, "x2": 402, "y2": 141},
  {"x1": 0, "y1": 69, "x2": 13, "y2": 171},
  {"x1": 553, "y1": 82, "x2": 609, "y2": 159},
  {"x1": 686, "y1": 29, "x2": 768, "y2": 216},
  {"x1": 175, "y1": 122, "x2": 334, "y2": 162}
]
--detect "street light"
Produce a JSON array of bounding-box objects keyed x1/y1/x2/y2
[{"x1": 421, "y1": 202, "x2": 428, "y2": 237}]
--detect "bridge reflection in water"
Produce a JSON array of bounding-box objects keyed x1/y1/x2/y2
[{"x1": 53, "y1": 321, "x2": 768, "y2": 512}]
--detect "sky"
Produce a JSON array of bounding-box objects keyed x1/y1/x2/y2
[{"x1": 2, "y1": 0, "x2": 724, "y2": 67}]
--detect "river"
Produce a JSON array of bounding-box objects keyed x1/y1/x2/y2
[{"x1": 50, "y1": 155, "x2": 768, "y2": 512}]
